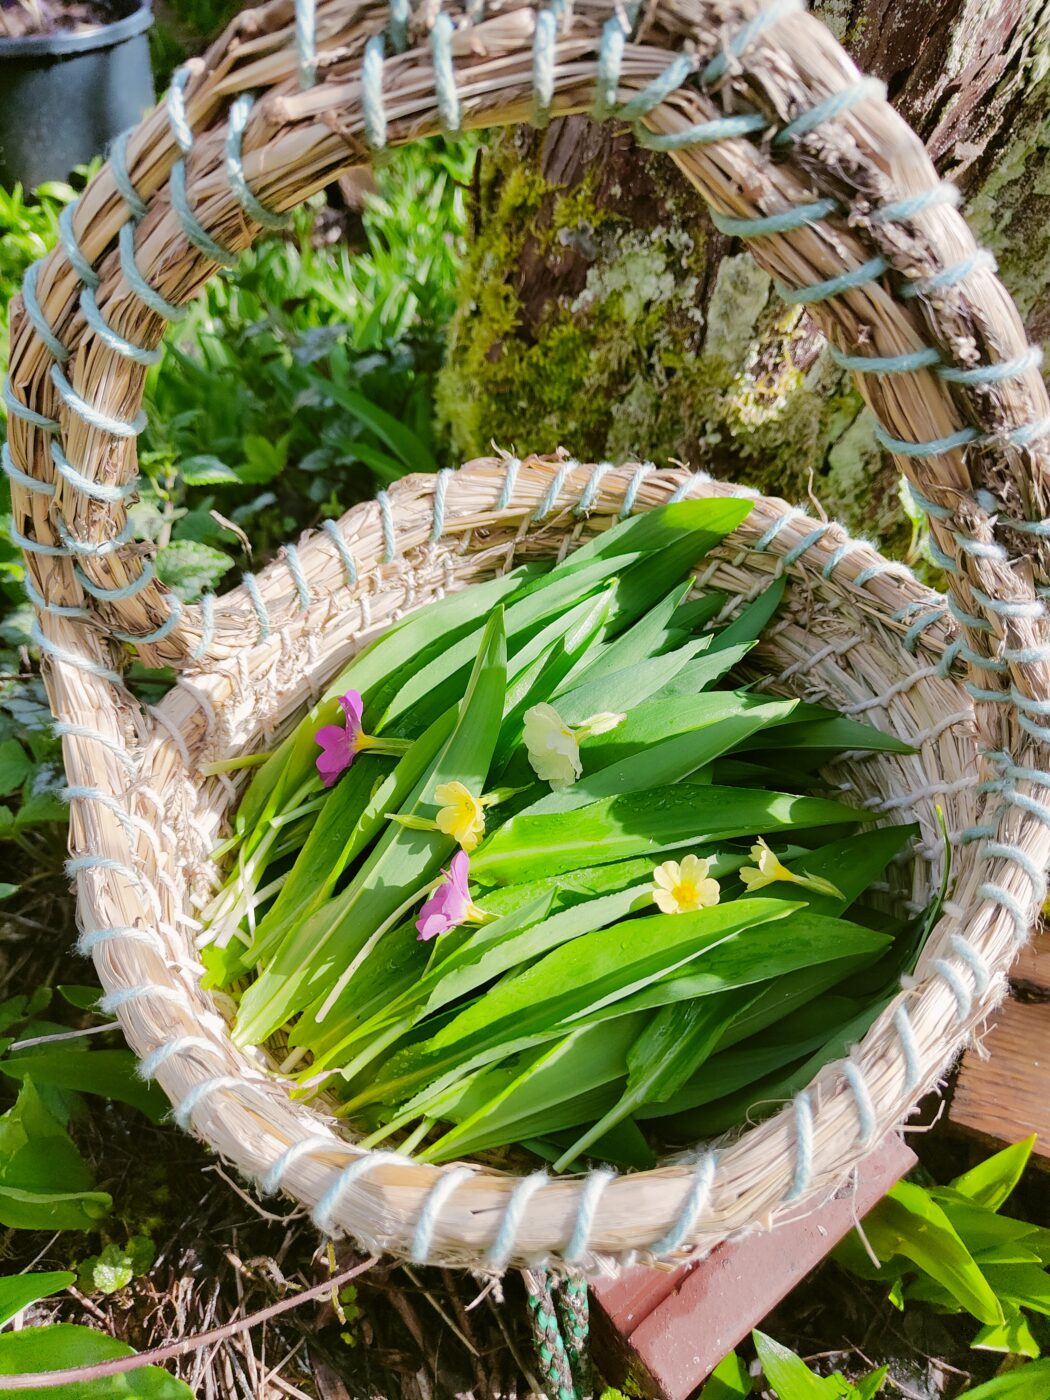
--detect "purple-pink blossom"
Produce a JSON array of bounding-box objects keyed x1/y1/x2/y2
[
  {"x1": 416, "y1": 850, "x2": 473, "y2": 941},
  {"x1": 314, "y1": 690, "x2": 365, "y2": 787}
]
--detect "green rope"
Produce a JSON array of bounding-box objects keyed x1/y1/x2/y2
[{"x1": 524, "y1": 1268, "x2": 591, "y2": 1400}]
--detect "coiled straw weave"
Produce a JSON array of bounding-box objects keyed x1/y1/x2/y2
[{"x1": 5, "y1": 0, "x2": 1050, "y2": 1269}]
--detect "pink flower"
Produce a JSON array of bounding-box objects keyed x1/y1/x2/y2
[
  {"x1": 314, "y1": 690, "x2": 365, "y2": 787},
  {"x1": 416, "y1": 850, "x2": 484, "y2": 941}
]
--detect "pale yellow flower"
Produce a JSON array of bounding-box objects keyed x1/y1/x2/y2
[
  {"x1": 523, "y1": 703, "x2": 625, "y2": 790},
  {"x1": 739, "y1": 837, "x2": 842, "y2": 898},
  {"x1": 652, "y1": 854, "x2": 721, "y2": 914},
  {"x1": 434, "y1": 781, "x2": 487, "y2": 852}
]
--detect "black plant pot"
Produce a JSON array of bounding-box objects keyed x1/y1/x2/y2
[{"x1": 0, "y1": 0, "x2": 154, "y2": 191}]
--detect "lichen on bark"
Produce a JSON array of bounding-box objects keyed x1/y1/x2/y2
[{"x1": 436, "y1": 2, "x2": 1050, "y2": 555}]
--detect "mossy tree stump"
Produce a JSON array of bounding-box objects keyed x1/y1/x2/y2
[{"x1": 437, "y1": 0, "x2": 1050, "y2": 552}]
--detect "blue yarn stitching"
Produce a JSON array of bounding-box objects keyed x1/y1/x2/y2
[
  {"x1": 284, "y1": 542, "x2": 312, "y2": 610},
  {"x1": 772, "y1": 77, "x2": 885, "y2": 147},
  {"x1": 322, "y1": 518, "x2": 359, "y2": 586},
  {"x1": 21, "y1": 261, "x2": 69, "y2": 362},
  {"x1": 50, "y1": 364, "x2": 147, "y2": 437},
  {"x1": 710, "y1": 197, "x2": 838, "y2": 239},
  {"x1": 783, "y1": 524, "x2": 830, "y2": 567},
  {"x1": 534, "y1": 459, "x2": 576, "y2": 520},
  {"x1": 58, "y1": 202, "x2": 100, "y2": 290},
  {"x1": 112, "y1": 598, "x2": 185, "y2": 646},
  {"x1": 431, "y1": 14, "x2": 461, "y2": 133},
  {"x1": 388, "y1": 0, "x2": 409, "y2": 52},
  {"x1": 592, "y1": 17, "x2": 625, "y2": 121},
  {"x1": 362, "y1": 35, "x2": 388, "y2": 149},
  {"x1": 635, "y1": 111, "x2": 767, "y2": 151},
  {"x1": 497, "y1": 457, "x2": 521, "y2": 510},
  {"x1": 80, "y1": 286, "x2": 162, "y2": 366},
  {"x1": 565, "y1": 1169, "x2": 615, "y2": 1264},
  {"x1": 933, "y1": 958, "x2": 972, "y2": 1021},
  {"x1": 894, "y1": 1003, "x2": 921, "y2": 1092},
  {"x1": 242, "y1": 572, "x2": 271, "y2": 641},
  {"x1": 619, "y1": 462, "x2": 652, "y2": 518},
  {"x1": 4, "y1": 378, "x2": 58, "y2": 431},
  {"x1": 938, "y1": 345, "x2": 1042, "y2": 385},
  {"x1": 259, "y1": 1135, "x2": 339, "y2": 1195},
  {"x1": 50, "y1": 440, "x2": 136, "y2": 503},
  {"x1": 75, "y1": 559, "x2": 155, "y2": 601},
  {"x1": 701, "y1": 0, "x2": 802, "y2": 83},
  {"x1": 296, "y1": 0, "x2": 317, "y2": 86},
  {"x1": 2, "y1": 441, "x2": 54, "y2": 496},
  {"x1": 23, "y1": 575, "x2": 87, "y2": 619},
  {"x1": 30, "y1": 620, "x2": 122, "y2": 684},
  {"x1": 828, "y1": 345, "x2": 941, "y2": 376},
  {"x1": 946, "y1": 595, "x2": 992, "y2": 632},
  {"x1": 843, "y1": 1058, "x2": 875, "y2": 1147},
  {"x1": 650, "y1": 1149, "x2": 717, "y2": 1256},
  {"x1": 118, "y1": 223, "x2": 187, "y2": 322},
  {"x1": 487, "y1": 1171, "x2": 549, "y2": 1269},
  {"x1": 225, "y1": 94, "x2": 290, "y2": 229},
  {"x1": 411, "y1": 1166, "x2": 474, "y2": 1264},
  {"x1": 576, "y1": 461, "x2": 613, "y2": 515},
  {"x1": 900, "y1": 249, "x2": 996, "y2": 298},
  {"x1": 377, "y1": 489, "x2": 396, "y2": 561},
  {"x1": 616, "y1": 52, "x2": 696, "y2": 122},
  {"x1": 431, "y1": 467, "x2": 452, "y2": 542},
  {"x1": 785, "y1": 1091, "x2": 813, "y2": 1203},
  {"x1": 532, "y1": 9, "x2": 557, "y2": 127},
  {"x1": 777, "y1": 256, "x2": 888, "y2": 306},
  {"x1": 167, "y1": 67, "x2": 194, "y2": 152},
  {"x1": 170, "y1": 160, "x2": 239, "y2": 268},
  {"x1": 108, "y1": 129, "x2": 149, "y2": 220},
  {"x1": 190, "y1": 592, "x2": 215, "y2": 661},
  {"x1": 870, "y1": 185, "x2": 960, "y2": 222}
]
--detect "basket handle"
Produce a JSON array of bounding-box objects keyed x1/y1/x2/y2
[{"x1": 6, "y1": 0, "x2": 1049, "y2": 734}]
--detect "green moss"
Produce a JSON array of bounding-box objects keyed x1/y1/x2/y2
[{"x1": 437, "y1": 128, "x2": 908, "y2": 552}]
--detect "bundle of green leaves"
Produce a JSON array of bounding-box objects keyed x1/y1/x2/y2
[{"x1": 203, "y1": 499, "x2": 933, "y2": 1169}]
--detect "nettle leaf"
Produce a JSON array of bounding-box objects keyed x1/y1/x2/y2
[
  {"x1": 156, "y1": 541, "x2": 233, "y2": 603},
  {"x1": 949, "y1": 1135, "x2": 1036, "y2": 1211},
  {"x1": 179, "y1": 454, "x2": 240, "y2": 486},
  {"x1": 0, "y1": 1323, "x2": 193, "y2": 1397},
  {"x1": 0, "y1": 1270, "x2": 74, "y2": 1325},
  {"x1": 0, "y1": 739, "x2": 30, "y2": 797},
  {"x1": 0, "y1": 1078, "x2": 111, "y2": 1231}
]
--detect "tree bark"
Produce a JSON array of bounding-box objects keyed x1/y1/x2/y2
[{"x1": 436, "y1": 1, "x2": 1050, "y2": 552}]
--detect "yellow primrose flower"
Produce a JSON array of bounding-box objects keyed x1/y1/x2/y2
[
  {"x1": 434, "y1": 781, "x2": 487, "y2": 852},
  {"x1": 652, "y1": 854, "x2": 721, "y2": 914},
  {"x1": 523, "y1": 703, "x2": 625, "y2": 790},
  {"x1": 739, "y1": 837, "x2": 843, "y2": 898}
]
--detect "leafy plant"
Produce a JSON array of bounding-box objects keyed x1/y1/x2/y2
[{"x1": 835, "y1": 1138, "x2": 1050, "y2": 1358}]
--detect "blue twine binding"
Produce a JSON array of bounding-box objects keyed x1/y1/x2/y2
[
  {"x1": 75, "y1": 559, "x2": 155, "y2": 602},
  {"x1": 532, "y1": 9, "x2": 557, "y2": 127},
  {"x1": 167, "y1": 67, "x2": 194, "y2": 153},
  {"x1": 870, "y1": 185, "x2": 960, "y2": 222},
  {"x1": 323, "y1": 518, "x2": 359, "y2": 586},
  {"x1": 109, "y1": 129, "x2": 148, "y2": 220},
  {"x1": 284, "y1": 542, "x2": 312, "y2": 610},
  {"x1": 701, "y1": 0, "x2": 802, "y2": 83},
  {"x1": 410, "y1": 1166, "x2": 474, "y2": 1264},
  {"x1": 50, "y1": 364, "x2": 147, "y2": 437},
  {"x1": 377, "y1": 489, "x2": 396, "y2": 561},
  {"x1": 362, "y1": 36, "x2": 388, "y2": 149},
  {"x1": 431, "y1": 14, "x2": 461, "y2": 133},
  {"x1": 118, "y1": 223, "x2": 187, "y2": 323},
  {"x1": 431, "y1": 467, "x2": 452, "y2": 542},
  {"x1": 828, "y1": 345, "x2": 941, "y2": 376},
  {"x1": 901, "y1": 249, "x2": 996, "y2": 298},
  {"x1": 777, "y1": 256, "x2": 888, "y2": 306},
  {"x1": 488, "y1": 1171, "x2": 549, "y2": 1270},
  {"x1": 497, "y1": 457, "x2": 521, "y2": 510},
  {"x1": 112, "y1": 598, "x2": 185, "y2": 646},
  {"x1": 565, "y1": 1169, "x2": 615, "y2": 1265},
  {"x1": 2, "y1": 441, "x2": 54, "y2": 496},
  {"x1": 592, "y1": 17, "x2": 625, "y2": 121},
  {"x1": 576, "y1": 461, "x2": 613, "y2": 515},
  {"x1": 616, "y1": 52, "x2": 696, "y2": 122},
  {"x1": 710, "y1": 197, "x2": 838, "y2": 239},
  {"x1": 388, "y1": 0, "x2": 409, "y2": 51},
  {"x1": 80, "y1": 286, "x2": 162, "y2": 367},
  {"x1": 50, "y1": 440, "x2": 136, "y2": 503},
  {"x1": 773, "y1": 77, "x2": 885, "y2": 147},
  {"x1": 170, "y1": 160, "x2": 240, "y2": 268},
  {"x1": 242, "y1": 572, "x2": 271, "y2": 641},
  {"x1": 225, "y1": 94, "x2": 290, "y2": 229},
  {"x1": 3, "y1": 378, "x2": 58, "y2": 431},
  {"x1": 22, "y1": 260, "x2": 69, "y2": 362},
  {"x1": 635, "y1": 111, "x2": 767, "y2": 151},
  {"x1": 58, "y1": 202, "x2": 100, "y2": 289},
  {"x1": 785, "y1": 1092, "x2": 813, "y2": 1203},
  {"x1": 650, "y1": 1150, "x2": 717, "y2": 1256},
  {"x1": 296, "y1": 0, "x2": 317, "y2": 87}
]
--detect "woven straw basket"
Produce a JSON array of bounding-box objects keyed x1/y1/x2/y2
[{"x1": 5, "y1": 0, "x2": 1050, "y2": 1272}]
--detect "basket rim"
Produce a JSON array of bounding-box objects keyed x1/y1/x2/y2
[{"x1": 66, "y1": 455, "x2": 1048, "y2": 1269}]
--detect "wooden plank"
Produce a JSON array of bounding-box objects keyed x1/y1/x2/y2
[
  {"x1": 589, "y1": 1133, "x2": 917, "y2": 1400},
  {"x1": 951, "y1": 998, "x2": 1050, "y2": 1168},
  {"x1": 1010, "y1": 920, "x2": 1050, "y2": 991}
]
